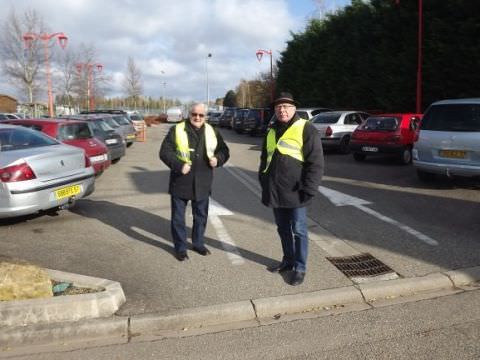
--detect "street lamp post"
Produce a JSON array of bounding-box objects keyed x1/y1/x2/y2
[
  {"x1": 23, "y1": 32, "x2": 68, "y2": 117},
  {"x1": 76, "y1": 63, "x2": 103, "y2": 111},
  {"x1": 396, "y1": 0, "x2": 423, "y2": 113},
  {"x1": 256, "y1": 49, "x2": 274, "y2": 103},
  {"x1": 162, "y1": 82, "x2": 167, "y2": 114},
  {"x1": 160, "y1": 70, "x2": 166, "y2": 113},
  {"x1": 206, "y1": 53, "x2": 212, "y2": 110}
]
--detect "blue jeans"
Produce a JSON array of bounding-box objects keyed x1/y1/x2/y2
[
  {"x1": 171, "y1": 196, "x2": 209, "y2": 253},
  {"x1": 273, "y1": 207, "x2": 308, "y2": 273}
]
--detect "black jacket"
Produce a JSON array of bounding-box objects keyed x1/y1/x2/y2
[
  {"x1": 259, "y1": 114, "x2": 324, "y2": 208},
  {"x1": 160, "y1": 121, "x2": 230, "y2": 200}
]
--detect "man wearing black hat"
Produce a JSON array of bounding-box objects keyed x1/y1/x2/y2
[{"x1": 259, "y1": 92, "x2": 324, "y2": 286}]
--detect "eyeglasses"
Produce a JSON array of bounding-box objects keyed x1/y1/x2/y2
[
  {"x1": 275, "y1": 105, "x2": 296, "y2": 110},
  {"x1": 191, "y1": 113, "x2": 205, "y2": 118}
]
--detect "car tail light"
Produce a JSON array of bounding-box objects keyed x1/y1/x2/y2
[
  {"x1": 85, "y1": 155, "x2": 91, "y2": 168},
  {"x1": 325, "y1": 126, "x2": 333, "y2": 137},
  {"x1": 0, "y1": 162, "x2": 36, "y2": 182}
]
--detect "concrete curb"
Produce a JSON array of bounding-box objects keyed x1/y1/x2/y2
[
  {"x1": 357, "y1": 273, "x2": 455, "y2": 303},
  {"x1": 1, "y1": 266, "x2": 479, "y2": 355},
  {"x1": 0, "y1": 269, "x2": 126, "y2": 327},
  {"x1": 130, "y1": 300, "x2": 256, "y2": 334},
  {"x1": 252, "y1": 286, "x2": 363, "y2": 319}
]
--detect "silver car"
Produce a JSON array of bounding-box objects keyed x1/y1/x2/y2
[
  {"x1": 413, "y1": 98, "x2": 480, "y2": 181},
  {"x1": 0, "y1": 124, "x2": 95, "y2": 218},
  {"x1": 110, "y1": 114, "x2": 137, "y2": 147},
  {"x1": 311, "y1": 111, "x2": 370, "y2": 153}
]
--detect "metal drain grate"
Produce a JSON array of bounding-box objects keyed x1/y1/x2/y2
[{"x1": 327, "y1": 253, "x2": 395, "y2": 278}]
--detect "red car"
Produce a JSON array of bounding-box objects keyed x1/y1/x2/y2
[
  {"x1": 350, "y1": 113, "x2": 422, "y2": 164},
  {"x1": 6, "y1": 119, "x2": 110, "y2": 175}
]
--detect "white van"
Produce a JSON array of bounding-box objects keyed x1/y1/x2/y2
[
  {"x1": 167, "y1": 107, "x2": 183, "y2": 123},
  {"x1": 412, "y1": 98, "x2": 480, "y2": 181}
]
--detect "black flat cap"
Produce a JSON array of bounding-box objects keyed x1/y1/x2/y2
[{"x1": 271, "y1": 92, "x2": 299, "y2": 107}]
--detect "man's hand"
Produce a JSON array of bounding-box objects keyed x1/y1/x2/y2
[
  {"x1": 181, "y1": 163, "x2": 191, "y2": 174},
  {"x1": 209, "y1": 157, "x2": 218, "y2": 168}
]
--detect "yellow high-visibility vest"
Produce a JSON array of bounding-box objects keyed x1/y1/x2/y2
[
  {"x1": 175, "y1": 121, "x2": 218, "y2": 164},
  {"x1": 263, "y1": 119, "x2": 307, "y2": 172}
]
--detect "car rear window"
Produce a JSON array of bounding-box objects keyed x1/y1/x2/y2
[
  {"x1": 0, "y1": 127, "x2": 58, "y2": 151},
  {"x1": 58, "y1": 123, "x2": 92, "y2": 140},
  {"x1": 311, "y1": 113, "x2": 341, "y2": 124},
  {"x1": 421, "y1": 104, "x2": 480, "y2": 132},
  {"x1": 363, "y1": 117, "x2": 399, "y2": 130}
]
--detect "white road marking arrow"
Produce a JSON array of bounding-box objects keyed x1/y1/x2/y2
[
  {"x1": 318, "y1": 186, "x2": 439, "y2": 246},
  {"x1": 209, "y1": 199, "x2": 245, "y2": 265}
]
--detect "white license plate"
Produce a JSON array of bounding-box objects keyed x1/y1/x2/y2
[
  {"x1": 90, "y1": 154, "x2": 107, "y2": 163},
  {"x1": 362, "y1": 146, "x2": 378, "y2": 152}
]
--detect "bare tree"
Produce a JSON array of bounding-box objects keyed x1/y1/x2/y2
[
  {"x1": 55, "y1": 45, "x2": 80, "y2": 112},
  {"x1": 122, "y1": 56, "x2": 143, "y2": 109},
  {"x1": 0, "y1": 8, "x2": 47, "y2": 105},
  {"x1": 69, "y1": 43, "x2": 111, "y2": 111}
]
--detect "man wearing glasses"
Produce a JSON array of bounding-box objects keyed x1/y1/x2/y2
[
  {"x1": 259, "y1": 92, "x2": 324, "y2": 285},
  {"x1": 160, "y1": 103, "x2": 229, "y2": 261}
]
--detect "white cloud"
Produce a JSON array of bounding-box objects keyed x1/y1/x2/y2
[{"x1": 0, "y1": 0, "x2": 305, "y2": 103}]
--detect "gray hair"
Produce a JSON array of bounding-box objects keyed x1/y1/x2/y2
[{"x1": 190, "y1": 103, "x2": 207, "y2": 113}]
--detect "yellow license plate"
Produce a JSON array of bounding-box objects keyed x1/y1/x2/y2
[
  {"x1": 54, "y1": 184, "x2": 81, "y2": 200},
  {"x1": 439, "y1": 150, "x2": 466, "y2": 159}
]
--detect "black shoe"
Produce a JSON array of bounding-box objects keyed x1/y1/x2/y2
[
  {"x1": 268, "y1": 262, "x2": 294, "y2": 273},
  {"x1": 193, "y1": 246, "x2": 211, "y2": 256},
  {"x1": 290, "y1": 271, "x2": 305, "y2": 286},
  {"x1": 176, "y1": 251, "x2": 189, "y2": 261}
]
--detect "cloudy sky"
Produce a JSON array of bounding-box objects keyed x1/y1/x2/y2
[{"x1": 1, "y1": 0, "x2": 350, "y2": 104}]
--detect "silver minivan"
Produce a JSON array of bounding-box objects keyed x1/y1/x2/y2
[{"x1": 412, "y1": 98, "x2": 480, "y2": 181}]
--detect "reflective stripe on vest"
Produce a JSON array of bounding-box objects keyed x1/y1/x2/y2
[
  {"x1": 263, "y1": 119, "x2": 307, "y2": 172},
  {"x1": 175, "y1": 121, "x2": 218, "y2": 164}
]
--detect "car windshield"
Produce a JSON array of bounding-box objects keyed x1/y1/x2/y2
[
  {"x1": 129, "y1": 114, "x2": 142, "y2": 120},
  {"x1": 362, "y1": 117, "x2": 399, "y2": 130},
  {"x1": 58, "y1": 123, "x2": 92, "y2": 140},
  {"x1": 0, "y1": 127, "x2": 58, "y2": 151},
  {"x1": 421, "y1": 104, "x2": 480, "y2": 132},
  {"x1": 103, "y1": 118, "x2": 120, "y2": 128},
  {"x1": 312, "y1": 113, "x2": 342, "y2": 124},
  {"x1": 113, "y1": 115, "x2": 131, "y2": 125},
  {"x1": 92, "y1": 120, "x2": 114, "y2": 132}
]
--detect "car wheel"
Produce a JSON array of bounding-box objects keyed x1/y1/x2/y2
[
  {"x1": 417, "y1": 169, "x2": 435, "y2": 182},
  {"x1": 400, "y1": 147, "x2": 412, "y2": 164},
  {"x1": 126, "y1": 142, "x2": 133, "y2": 148},
  {"x1": 111, "y1": 158, "x2": 121, "y2": 164},
  {"x1": 353, "y1": 153, "x2": 366, "y2": 161},
  {"x1": 339, "y1": 136, "x2": 351, "y2": 154}
]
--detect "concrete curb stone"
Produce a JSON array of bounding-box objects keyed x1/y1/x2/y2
[
  {"x1": 252, "y1": 286, "x2": 364, "y2": 319},
  {"x1": 0, "y1": 269, "x2": 126, "y2": 327},
  {"x1": 1, "y1": 266, "x2": 480, "y2": 356}
]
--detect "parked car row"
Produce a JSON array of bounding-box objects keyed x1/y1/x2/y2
[
  {"x1": 212, "y1": 98, "x2": 480, "y2": 183},
  {"x1": 0, "y1": 110, "x2": 141, "y2": 219}
]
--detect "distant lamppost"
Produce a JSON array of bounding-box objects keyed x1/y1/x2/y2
[
  {"x1": 76, "y1": 63, "x2": 103, "y2": 111},
  {"x1": 396, "y1": 0, "x2": 423, "y2": 113},
  {"x1": 256, "y1": 49, "x2": 274, "y2": 103},
  {"x1": 161, "y1": 70, "x2": 166, "y2": 113},
  {"x1": 23, "y1": 32, "x2": 68, "y2": 117},
  {"x1": 206, "y1": 53, "x2": 212, "y2": 109}
]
